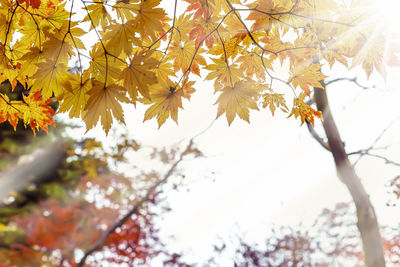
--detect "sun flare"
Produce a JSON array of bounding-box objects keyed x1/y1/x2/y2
[{"x1": 374, "y1": 0, "x2": 400, "y2": 36}]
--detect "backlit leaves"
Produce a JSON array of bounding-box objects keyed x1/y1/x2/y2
[
  {"x1": 262, "y1": 92, "x2": 288, "y2": 116},
  {"x1": 0, "y1": 0, "x2": 397, "y2": 133},
  {"x1": 31, "y1": 61, "x2": 70, "y2": 100},
  {"x1": 84, "y1": 81, "x2": 130, "y2": 134},
  {"x1": 289, "y1": 92, "x2": 322, "y2": 126},
  {"x1": 215, "y1": 80, "x2": 259, "y2": 125},
  {"x1": 58, "y1": 71, "x2": 91, "y2": 118},
  {"x1": 290, "y1": 64, "x2": 328, "y2": 96},
  {"x1": 144, "y1": 79, "x2": 183, "y2": 128},
  {"x1": 121, "y1": 50, "x2": 158, "y2": 102}
]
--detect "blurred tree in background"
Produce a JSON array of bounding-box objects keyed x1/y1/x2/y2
[{"x1": 0, "y1": 122, "x2": 200, "y2": 266}]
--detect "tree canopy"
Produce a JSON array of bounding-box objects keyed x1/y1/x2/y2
[{"x1": 0, "y1": 0, "x2": 398, "y2": 134}]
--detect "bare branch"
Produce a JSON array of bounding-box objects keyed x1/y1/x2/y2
[
  {"x1": 348, "y1": 152, "x2": 400, "y2": 167},
  {"x1": 325, "y1": 77, "x2": 371, "y2": 90},
  {"x1": 306, "y1": 121, "x2": 330, "y2": 151},
  {"x1": 350, "y1": 116, "x2": 400, "y2": 166},
  {"x1": 77, "y1": 140, "x2": 195, "y2": 267}
]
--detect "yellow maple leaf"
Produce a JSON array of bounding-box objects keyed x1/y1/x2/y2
[
  {"x1": 31, "y1": 60, "x2": 71, "y2": 99},
  {"x1": 41, "y1": 33, "x2": 74, "y2": 63},
  {"x1": 0, "y1": 93, "x2": 20, "y2": 130},
  {"x1": 82, "y1": 1, "x2": 111, "y2": 29},
  {"x1": 89, "y1": 44, "x2": 123, "y2": 83},
  {"x1": 113, "y1": 1, "x2": 138, "y2": 22},
  {"x1": 103, "y1": 20, "x2": 141, "y2": 57},
  {"x1": 205, "y1": 57, "x2": 243, "y2": 91},
  {"x1": 262, "y1": 92, "x2": 288, "y2": 116},
  {"x1": 15, "y1": 91, "x2": 56, "y2": 135},
  {"x1": 288, "y1": 92, "x2": 323, "y2": 126},
  {"x1": 174, "y1": 13, "x2": 194, "y2": 37},
  {"x1": 83, "y1": 81, "x2": 130, "y2": 134},
  {"x1": 121, "y1": 50, "x2": 158, "y2": 102},
  {"x1": 215, "y1": 80, "x2": 259, "y2": 125},
  {"x1": 237, "y1": 52, "x2": 266, "y2": 80},
  {"x1": 168, "y1": 40, "x2": 194, "y2": 73},
  {"x1": 134, "y1": 0, "x2": 166, "y2": 40},
  {"x1": 154, "y1": 60, "x2": 175, "y2": 83},
  {"x1": 58, "y1": 71, "x2": 91, "y2": 118},
  {"x1": 144, "y1": 79, "x2": 183, "y2": 128},
  {"x1": 54, "y1": 21, "x2": 86, "y2": 50},
  {"x1": 18, "y1": 47, "x2": 44, "y2": 79},
  {"x1": 19, "y1": 20, "x2": 46, "y2": 47},
  {"x1": 290, "y1": 64, "x2": 327, "y2": 96},
  {"x1": 41, "y1": 3, "x2": 69, "y2": 29}
]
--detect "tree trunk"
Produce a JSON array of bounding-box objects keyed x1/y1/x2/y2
[{"x1": 313, "y1": 86, "x2": 386, "y2": 267}]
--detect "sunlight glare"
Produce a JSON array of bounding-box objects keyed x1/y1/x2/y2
[{"x1": 378, "y1": 0, "x2": 400, "y2": 31}]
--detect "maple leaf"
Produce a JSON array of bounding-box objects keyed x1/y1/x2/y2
[
  {"x1": 189, "y1": 14, "x2": 220, "y2": 48},
  {"x1": 181, "y1": 77, "x2": 196, "y2": 100},
  {"x1": 0, "y1": 44, "x2": 12, "y2": 71},
  {"x1": 89, "y1": 44, "x2": 122, "y2": 83},
  {"x1": 18, "y1": 47, "x2": 43, "y2": 78},
  {"x1": 237, "y1": 52, "x2": 266, "y2": 80},
  {"x1": 247, "y1": 0, "x2": 285, "y2": 33},
  {"x1": 153, "y1": 55, "x2": 175, "y2": 83},
  {"x1": 103, "y1": 20, "x2": 141, "y2": 57},
  {"x1": 42, "y1": 3, "x2": 69, "y2": 29},
  {"x1": 54, "y1": 21, "x2": 86, "y2": 50},
  {"x1": 134, "y1": 0, "x2": 166, "y2": 40},
  {"x1": 16, "y1": 91, "x2": 56, "y2": 134},
  {"x1": 121, "y1": 50, "x2": 158, "y2": 102},
  {"x1": 174, "y1": 13, "x2": 194, "y2": 37},
  {"x1": 82, "y1": 1, "x2": 111, "y2": 29},
  {"x1": 167, "y1": 40, "x2": 202, "y2": 74},
  {"x1": 262, "y1": 92, "x2": 288, "y2": 116},
  {"x1": 185, "y1": 0, "x2": 212, "y2": 19},
  {"x1": 351, "y1": 33, "x2": 400, "y2": 78},
  {"x1": 0, "y1": 93, "x2": 19, "y2": 129},
  {"x1": 144, "y1": 79, "x2": 183, "y2": 128},
  {"x1": 322, "y1": 43, "x2": 349, "y2": 69},
  {"x1": 31, "y1": 60, "x2": 71, "y2": 99},
  {"x1": 58, "y1": 71, "x2": 91, "y2": 118},
  {"x1": 18, "y1": 20, "x2": 46, "y2": 49},
  {"x1": 41, "y1": 35, "x2": 74, "y2": 64},
  {"x1": 290, "y1": 64, "x2": 327, "y2": 96},
  {"x1": 83, "y1": 81, "x2": 130, "y2": 134},
  {"x1": 113, "y1": 1, "x2": 138, "y2": 22},
  {"x1": 215, "y1": 80, "x2": 259, "y2": 125},
  {"x1": 288, "y1": 92, "x2": 322, "y2": 126},
  {"x1": 205, "y1": 57, "x2": 243, "y2": 91}
]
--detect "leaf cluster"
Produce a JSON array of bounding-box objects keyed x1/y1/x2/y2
[{"x1": 0, "y1": 0, "x2": 397, "y2": 133}]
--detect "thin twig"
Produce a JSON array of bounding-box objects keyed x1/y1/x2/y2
[
  {"x1": 350, "y1": 116, "x2": 400, "y2": 166},
  {"x1": 325, "y1": 77, "x2": 370, "y2": 90},
  {"x1": 77, "y1": 140, "x2": 194, "y2": 267},
  {"x1": 306, "y1": 121, "x2": 330, "y2": 151},
  {"x1": 348, "y1": 151, "x2": 400, "y2": 167}
]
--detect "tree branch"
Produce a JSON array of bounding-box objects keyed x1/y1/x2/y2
[
  {"x1": 76, "y1": 140, "x2": 195, "y2": 267},
  {"x1": 350, "y1": 116, "x2": 400, "y2": 166},
  {"x1": 348, "y1": 151, "x2": 400, "y2": 167},
  {"x1": 325, "y1": 77, "x2": 371, "y2": 90},
  {"x1": 306, "y1": 121, "x2": 330, "y2": 151}
]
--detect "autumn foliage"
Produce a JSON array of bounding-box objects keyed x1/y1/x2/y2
[{"x1": 0, "y1": 0, "x2": 397, "y2": 134}]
